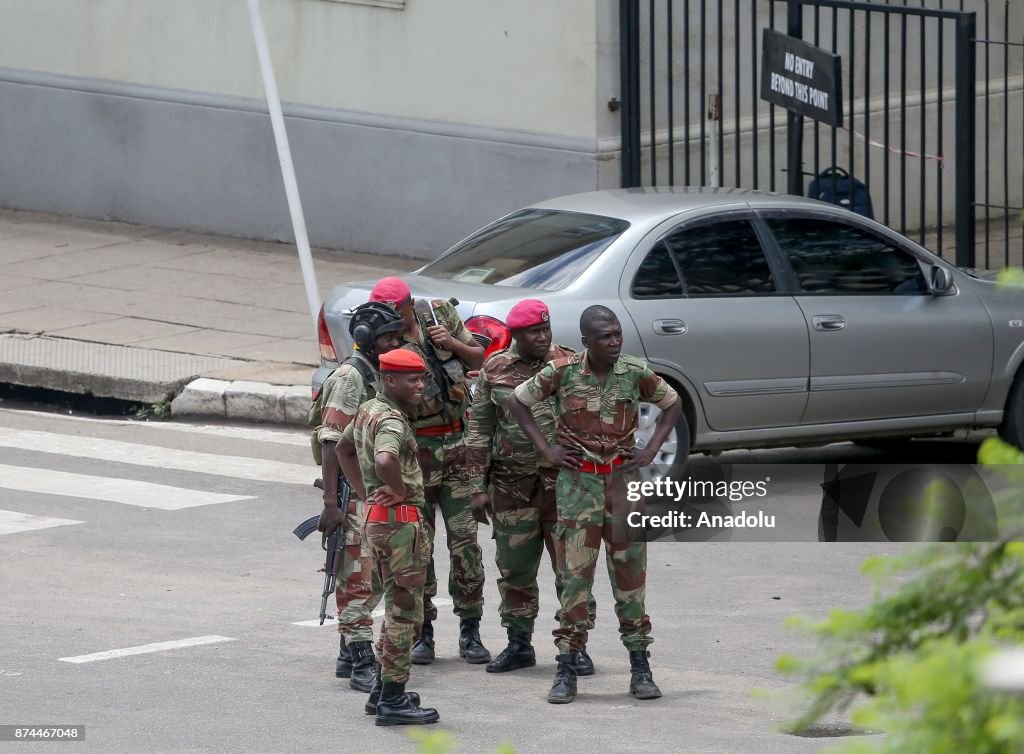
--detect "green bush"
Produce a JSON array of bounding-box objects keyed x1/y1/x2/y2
[{"x1": 777, "y1": 437, "x2": 1024, "y2": 753}]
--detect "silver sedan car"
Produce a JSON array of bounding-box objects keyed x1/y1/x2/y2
[{"x1": 314, "y1": 187, "x2": 1024, "y2": 472}]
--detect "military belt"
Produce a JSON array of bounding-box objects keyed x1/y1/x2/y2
[
  {"x1": 414, "y1": 419, "x2": 463, "y2": 437},
  {"x1": 577, "y1": 457, "x2": 624, "y2": 475},
  {"x1": 365, "y1": 504, "x2": 420, "y2": 523}
]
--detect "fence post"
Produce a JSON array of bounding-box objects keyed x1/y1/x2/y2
[
  {"x1": 786, "y1": 0, "x2": 805, "y2": 197},
  {"x1": 620, "y1": 0, "x2": 642, "y2": 187},
  {"x1": 954, "y1": 12, "x2": 977, "y2": 267}
]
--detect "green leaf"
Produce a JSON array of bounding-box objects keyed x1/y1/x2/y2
[
  {"x1": 407, "y1": 729, "x2": 460, "y2": 754},
  {"x1": 978, "y1": 436, "x2": 1024, "y2": 466},
  {"x1": 775, "y1": 654, "x2": 803, "y2": 674},
  {"x1": 995, "y1": 268, "x2": 1024, "y2": 290}
]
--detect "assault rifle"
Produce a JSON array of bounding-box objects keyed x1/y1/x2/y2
[{"x1": 293, "y1": 475, "x2": 352, "y2": 625}]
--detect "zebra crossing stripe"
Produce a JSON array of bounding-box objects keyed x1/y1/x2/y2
[
  {"x1": 0, "y1": 427, "x2": 310, "y2": 485},
  {"x1": 59, "y1": 635, "x2": 236, "y2": 664},
  {"x1": 133, "y1": 422, "x2": 309, "y2": 446},
  {"x1": 0, "y1": 508, "x2": 83, "y2": 535},
  {"x1": 0, "y1": 464, "x2": 253, "y2": 510},
  {"x1": 0, "y1": 410, "x2": 309, "y2": 447}
]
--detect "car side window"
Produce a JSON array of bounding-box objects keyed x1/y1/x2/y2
[
  {"x1": 765, "y1": 217, "x2": 927, "y2": 295},
  {"x1": 631, "y1": 220, "x2": 775, "y2": 298},
  {"x1": 631, "y1": 241, "x2": 684, "y2": 298},
  {"x1": 665, "y1": 220, "x2": 775, "y2": 296}
]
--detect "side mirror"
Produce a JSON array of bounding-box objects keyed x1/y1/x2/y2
[{"x1": 930, "y1": 265, "x2": 954, "y2": 294}]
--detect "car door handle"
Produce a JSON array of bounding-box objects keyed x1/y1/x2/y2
[
  {"x1": 812, "y1": 314, "x2": 846, "y2": 331},
  {"x1": 653, "y1": 318, "x2": 687, "y2": 335}
]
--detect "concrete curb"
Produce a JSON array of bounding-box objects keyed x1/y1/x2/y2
[
  {"x1": 0, "y1": 333, "x2": 247, "y2": 405},
  {"x1": 0, "y1": 333, "x2": 313, "y2": 425},
  {"x1": 0, "y1": 359, "x2": 191, "y2": 406},
  {"x1": 171, "y1": 378, "x2": 311, "y2": 426}
]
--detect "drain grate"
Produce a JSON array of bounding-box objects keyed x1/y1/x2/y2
[{"x1": 788, "y1": 722, "x2": 883, "y2": 738}]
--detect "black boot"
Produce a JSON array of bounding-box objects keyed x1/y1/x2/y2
[
  {"x1": 411, "y1": 621, "x2": 435, "y2": 665},
  {"x1": 458, "y1": 617, "x2": 492, "y2": 664},
  {"x1": 335, "y1": 635, "x2": 352, "y2": 679},
  {"x1": 364, "y1": 675, "x2": 420, "y2": 715},
  {"x1": 576, "y1": 647, "x2": 595, "y2": 676},
  {"x1": 628, "y1": 650, "x2": 662, "y2": 699},
  {"x1": 348, "y1": 641, "x2": 376, "y2": 693},
  {"x1": 485, "y1": 628, "x2": 536, "y2": 673},
  {"x1": 375, "y1": 681, "x2": 440, "y2": 726},
  {"x1": 547, "y1": 654, "x2": 578, "y2": 704}
]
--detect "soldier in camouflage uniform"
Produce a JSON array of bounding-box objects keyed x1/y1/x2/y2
[
  {"x1": 464, "y1": 299, "x2": 597, "y2": 675},
  {"x1": 309, "y1": 302, "x2": 405, "y2": 692},
  {"x1": 508, "y1": 305, "x2": 682, "y2": 704},
  {"x1": 368, "y1": 277, "x2": 490, "y2": 665},
  {"x1": 337, "y1": 347, "x2": 439, "y2": 726}
]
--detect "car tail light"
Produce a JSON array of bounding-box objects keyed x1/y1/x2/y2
[
  {"x1": 465, "y1": 315, "x2": 512, "y2": 360},
  {"x1": 318, "y1": 305, "x2": 338, "y2": 363}
]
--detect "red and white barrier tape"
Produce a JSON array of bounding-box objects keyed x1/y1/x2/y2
[{"x1": 840, "y1": 126, "x2": 946, "y2": 170}]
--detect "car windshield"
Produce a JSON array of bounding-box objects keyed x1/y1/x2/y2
[{"x1": 420, "y1": 209, "x2": 629, "y2": 291}]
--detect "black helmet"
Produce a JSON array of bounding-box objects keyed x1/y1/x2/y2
[{"x1": 349, "y1": 302, "x2": 405, "y2": 354}]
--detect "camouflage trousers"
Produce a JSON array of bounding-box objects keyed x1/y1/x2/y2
[
  {"x1": 335, "y1": 507, "x2": 383, "y2": 643},
  {"x1": 553, "y1": 467, "x2": 653, "y2": 654},
  {"x1": 491, "y1": 465, "x2": 596, "y2": 635},
  {"x1": 416, "y1": 430, "x2": 485, "y2": 621},
  {"x1": 363, "y1": 517, "x2": 428, "y2": 684}
]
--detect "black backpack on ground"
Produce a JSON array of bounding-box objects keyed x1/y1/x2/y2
[{"x1": 807, "y1": 167, "x2": 875, "y2": 220}]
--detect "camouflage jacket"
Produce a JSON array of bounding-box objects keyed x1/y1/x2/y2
[
  {"x1": 464, "y1": 342, "x2": 575, "y2": 493},
  {"x1": 308, "y1": 349, "x2": 377, "y2": 464},
  {"x1": 513, "y1": 350, "x2": 679, "y2": 464},
  {"x1": 401, "y1": 297, "x2": 476, "y2": 429},
  {"x1": 341, "y1": 393, "x2": 425, "y2": 507}
]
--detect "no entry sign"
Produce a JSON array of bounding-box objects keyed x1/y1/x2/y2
[{"x1": 760, "y1": 29, "x2": 843, "y2": 127}]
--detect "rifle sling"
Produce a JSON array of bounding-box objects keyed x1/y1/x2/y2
[{"x1": 414, "y1": 310, "x2": 456, "y2": 425}]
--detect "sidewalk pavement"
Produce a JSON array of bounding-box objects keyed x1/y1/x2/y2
[{"x1": 0, "y1": 208, "x2": 420, "y2": 425}]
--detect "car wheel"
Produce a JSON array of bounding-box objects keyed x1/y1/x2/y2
[
  {"x1": 635, "y1": 402, "x2": 691, "y2": 485},
  {"x1": 998, "y1": 369, "x2": 1024, "y2": 450}
]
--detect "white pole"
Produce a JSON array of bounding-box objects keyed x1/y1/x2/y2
[
  {"x1": 708, "y1": 94, "x2": 721, "y2": 188},
  {"x1": 245, "y1": 0, "x2": 321, "y2": 339}
]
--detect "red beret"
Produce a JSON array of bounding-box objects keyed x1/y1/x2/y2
[
  {"x1": 379, "y1": 349, "x2": 426, "y2": 372},
  {"x1": 506, "y1": 299, "x2": 550, "y2": 330},
  {"x1": 369, "y1": 277, "x2": 412, "y2": 307}
]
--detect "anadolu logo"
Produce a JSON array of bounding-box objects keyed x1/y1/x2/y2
[{"x1": 818, "y1": 463, "x2": 999, "y2": 542}]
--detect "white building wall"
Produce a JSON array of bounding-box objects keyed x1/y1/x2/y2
[
  {"x1": 0, "y1": 0, "x2": 605, "y2": 257},
  {"x1": 0, "y1": 0, "x2": 599, "y2": 138},
  {"x1": 4, "y1": 0, "x2": 1013, "y2": 261}
]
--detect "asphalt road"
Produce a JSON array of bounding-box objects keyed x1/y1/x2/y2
[{"x1": 0, "y1": 404, "x2": 984, "y2": 753}]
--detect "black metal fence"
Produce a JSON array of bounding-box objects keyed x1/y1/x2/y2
[{"x1": 619, "y1": 0, "x2": 1023, "y2": 268}]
